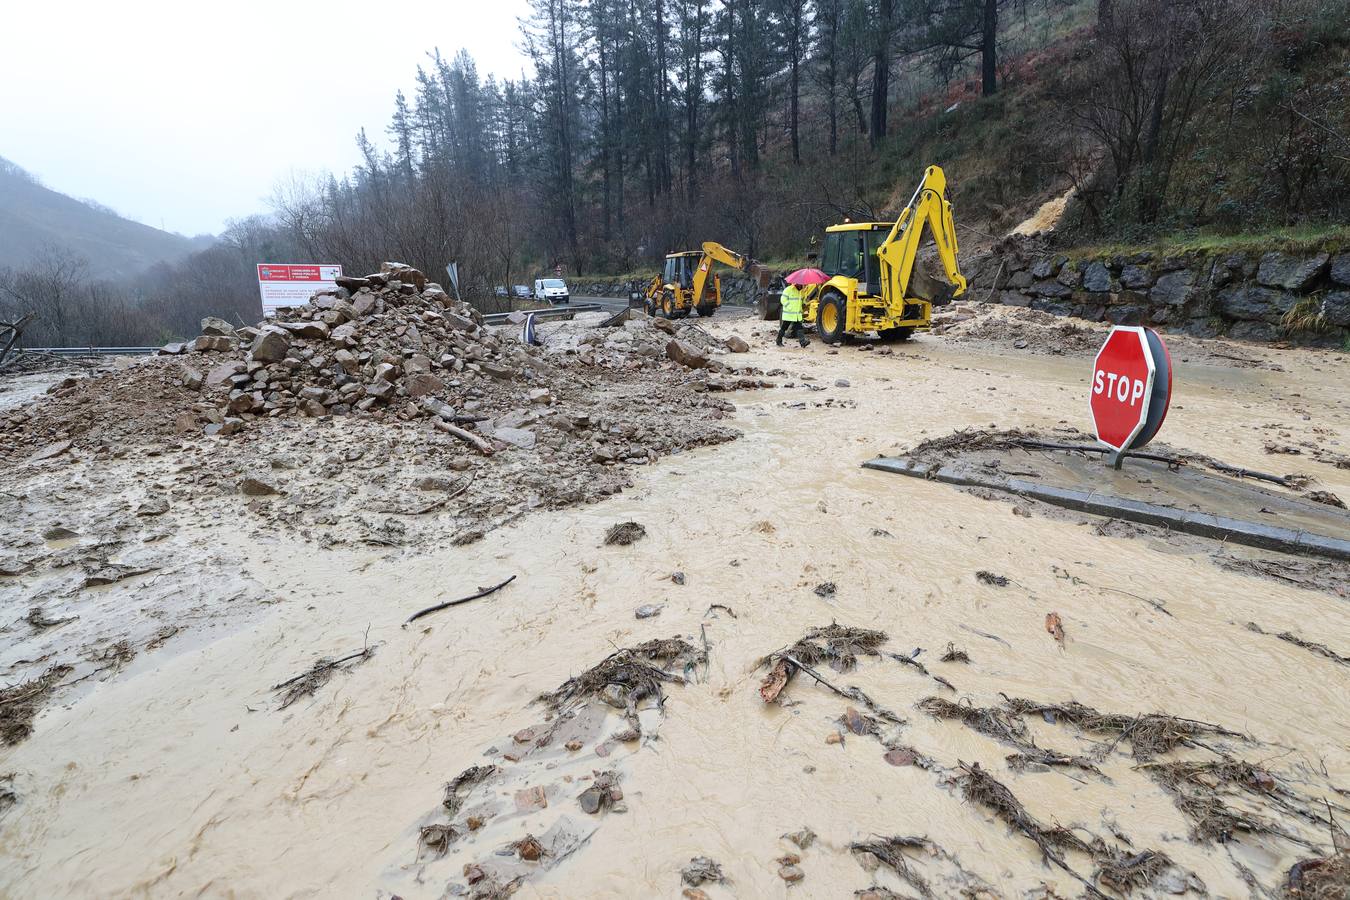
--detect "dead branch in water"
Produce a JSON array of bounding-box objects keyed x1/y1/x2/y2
[
  {"x1": 273, "y1": 646, "x2": 375, "y2": 709},
  {"x1": 404, "y1": 575, "x2": 517, "y2": 624}
]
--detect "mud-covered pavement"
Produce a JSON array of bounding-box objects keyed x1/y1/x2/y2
[{"x1": 2, "y1": 305, "x2": 1348, "y2": 898}]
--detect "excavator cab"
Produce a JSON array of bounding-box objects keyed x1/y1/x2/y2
[{"x1": 803, "y1": 165, "x2": 967, "y2": 344}]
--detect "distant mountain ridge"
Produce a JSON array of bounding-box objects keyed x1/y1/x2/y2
[{"x1": 0, "y1": 156, "x2": 208, "y2": 278}]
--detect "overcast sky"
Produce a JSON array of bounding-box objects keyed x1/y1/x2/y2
[{"x1": 0, "y1": 0, "x2": 533, "y2": 237}]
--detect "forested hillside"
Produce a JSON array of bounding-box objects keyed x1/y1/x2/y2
[
  {"x1": 0, "y1": 157, "x2": 204, "y2": 278},
  {"x1": 3, "y1": 0, "x2": 1346, "y2": 347}
]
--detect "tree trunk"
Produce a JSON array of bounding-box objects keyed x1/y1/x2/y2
[
  {"x1": 981, "y1": 0, "x2": 997, "y2": 97},
  {"x1": 870, "y1": 0, "x2": 892, "y2": 145}
]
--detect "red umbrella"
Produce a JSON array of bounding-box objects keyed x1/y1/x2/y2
[{"x1": 785, "y1": 267, "x2": 829, "y2": 286}]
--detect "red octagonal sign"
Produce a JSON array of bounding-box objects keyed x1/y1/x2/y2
[{"x1": 1090, "y1": 326, "x2": 1172, "y2": 452}]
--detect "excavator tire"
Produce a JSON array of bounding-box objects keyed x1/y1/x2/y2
[
  {"x1": 878, "y1": 326, "x2": 913, "y2": 343},
  {"x1": 661, "y1": 294, "x2": 676, "y2": 318},
  {"x1": 696, "y1": 304, "x2": 716, "y2": 318},
  {"x1": 816, "y1": 291, "x2": 848, "y2": 345}
]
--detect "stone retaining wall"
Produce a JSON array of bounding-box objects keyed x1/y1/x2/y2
[{"x1": 968, "y1": 241, "x2": 1350, "y2": 345}]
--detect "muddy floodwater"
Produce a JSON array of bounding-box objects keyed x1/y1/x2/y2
[{"x1": 2, "y1": 320, "x2": 1348, "y2": 898}]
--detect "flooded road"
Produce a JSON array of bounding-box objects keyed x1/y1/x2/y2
[{"x1": 3, "y1": 321, "x2": 1348, "y2": 897}]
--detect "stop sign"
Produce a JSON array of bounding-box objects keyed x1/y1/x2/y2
[{"x1": 1090, "y1": 326, "x2": 1172, "y2": 452}]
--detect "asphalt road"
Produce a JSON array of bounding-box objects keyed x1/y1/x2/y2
[{"x1": 573, "y1": 296, "x2": 757, "y2": 319}]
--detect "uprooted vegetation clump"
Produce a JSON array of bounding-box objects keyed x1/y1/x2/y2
[
  {"x1": 271, "y1": 646, "x2": 375, "y2": 709},
  {"x1": 1141, "y1": 758, "x2": 1340, "y2": 847},
  {"x1": 1283, "y1": 851, "x2": 1350, "y2": 900},
  {"x1": 850, "y1": 835, "x2": 991, "y2": 899},
  {"x1": 1246, "y1": 622, "x2": 1350, "y2": 667},
  {"x1": 0, "y1": 664, "x2": 72, "y2": 746},
  {"x1": 443, "y1": 764, "x2": 499, "y2": 815},
  {"x1": 1001, "y1": 696, "x2": 1247, "y2": 760},
  {"x1": 537, "y1": 637, "x2": 705, "y2": 733},
  {"x1": 757, "y1": 625, "x2": 904, "y2": 724}
]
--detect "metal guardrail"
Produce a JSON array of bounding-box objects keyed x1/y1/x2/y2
[
  {"x1": 481, "y1": 303, "x2": 604, "y2": 324},
  {"x1": 20, "y1": 346, "x2": 159, "y2": 357}
]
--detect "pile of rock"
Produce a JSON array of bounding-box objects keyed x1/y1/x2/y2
[{"x1": 161, "y1": 263, "x2": 567, "y2": 435}]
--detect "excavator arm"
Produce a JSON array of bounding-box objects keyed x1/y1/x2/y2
[
  {"x1": 691, "y1": 241, "x2": 767, "y2": 306},
  {"x1": 876, "y1": 165, "x2": 967, "y2": 308}
]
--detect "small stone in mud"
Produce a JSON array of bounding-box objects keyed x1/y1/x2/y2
[
  {"x1": 825, "y1": 732, "x2": 843, "y2": 745},
  {"x1": 783, "y1": 828, "x2": 816, "y2": 850},
  {"x1": 813, "y1": 581, "x2": 836, "y2": 598},
  {"x1": 578, "y1": 786, "x2": 604, "y2": 814},
  {"x1": 514, "y1": 785, "x2": 547, "y2": 812},
  {"x1": 671, "y1": 571, "x2": 686, "y2": 585},
  {"x1": 1014, "y1": 339, "x2": 1029, "y2": 349},
  {"x1": 239, "y1": 476, "x2": 280, "y2": 496},
  {"x1": 610, "y1": 727, "x2": 639, "y2": 743},
  {"x1": 884, "y1": 749, "x2": 918, "y2": 766},
  {"x1": 635, "y1": 604, "x2": 663, "y2": 619},
  {"x1": 565, "y1": 740, "x2": 583, "y2": 752},
  {"x1": 683, "y1": 889, "x2": 711, "y2": 900},
  {"x1": 835, "y1": 378, "x2": 850, "y2": 388},
  {"x1": 43, "y1": 526, "x2": 79, "y2": 541},
  {"x1": 463, "y1": 863, "x2": 487, "y2": 884},
  {"x1": 513, "y1": 727, "x2": 537, "y2": 743},
  {"x1": 1012, "y1": 505, "x2": 1032, "y2": 518},
  {"x1": 778, "y1": 864, "x2": 804, "y2": 883},
  {"x1": 871, "y1": 528, "x2": 893, "y2": 538},
  {"x1": 515, "y1": 834, "x2": 544, "y2": 861},
  {"x1": 604, "y1": 521, "x2": 647, "y2": 545},
  {"x1": 136, "y1": 498, "x2": 170, "y2": 516},
  {"x1": 466, "y1": 816, "x2": 484, "y2": 830}
]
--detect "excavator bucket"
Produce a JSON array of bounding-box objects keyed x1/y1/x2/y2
[{"x1": 908, "y1": 267, "x2": 956, "y2": 307}]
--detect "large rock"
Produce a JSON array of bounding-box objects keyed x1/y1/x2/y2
[
  {"x1": 1217, "y1": 285, "x2": 1296, "y2": 323},
  {"x1": 1030, "y1": 280, "x2": 1072, "y2": 299},
  {"x1": 1228, "y1": 320, "x2": 1278, "y2": 341},
  {"x1": 350, "y1": 293, "x2": 377, "y2": 317},
  {"x1": 335, "y1": 275, "x2": 370, "y2": 292},
  {"x1": 200, "y1": 316, "x2": 236, "y2": 337},
  {"x1": 405, "y1": 373, "x2": 443, "y2": 398},
  {"x1": 1081, "y1": 261, "x2": 1112, "y2": 293},
  {"x1": 249, "y1": 328, "x2": 291, "y2": 363},
  {"x1": 1329, "y1": 254, "x2": 1350, "y2": 287},
  {"x1": 159, "y1": 342, "x2": 186, "y2": 355},
  {"x1": 1055, "y1": 263, "x2": 1082, "y2": 288},
  {"x1": 666, "y1": 339, "x2": 710, "y2": 369},
  {"x1": 725, "y1": 335, "x2": 750, "y2": 353},
  {"x1": 1119, "y1": 265, "x2": 1153, "y2": 290},
  {"x1": 1150, "y1": 270, "x2": 1195, "y2": 307},
  {"x1": 206, "y1": 361, "x2": 245, "y2": 387},
  {"x1": 276, "y1": 320, "x2": 330, "y2": 340},
  {"x1": 191, "y1": 335, "x2": 234, "y2": 352},
  {"x1": 1256, "y1": 251, "x2": 1328, "y2": 291},
  {"x1": 1323, "y1": 291, "x2": 1350, "y2": 327}
]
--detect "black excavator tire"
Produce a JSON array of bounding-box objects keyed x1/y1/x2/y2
[{"x1": 816, "y1": 291, "x2": 848, "y2": 345}]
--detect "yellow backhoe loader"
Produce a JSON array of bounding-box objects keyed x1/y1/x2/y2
[
  {"x1": 788, "y1": 165, "x2": 967, "y2": 343},
  {"x1": 645, "y1": 242, "x2": 769, "y2": 318}
]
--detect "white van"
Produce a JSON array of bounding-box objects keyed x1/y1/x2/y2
[{"x1": 533, "y1": 278, "x2": 570, "y2": 304}]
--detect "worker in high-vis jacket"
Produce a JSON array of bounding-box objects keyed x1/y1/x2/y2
[{"x1": 776, "y1": 282, "x2": 809, "y2": 347}]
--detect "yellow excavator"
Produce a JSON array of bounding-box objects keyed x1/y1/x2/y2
[
  {"x1": 792, "y1": 165, "x2": 967, "y2": 342},
  {"x1": 645, "y1": 242, "x2": 769, "y2": 318}
]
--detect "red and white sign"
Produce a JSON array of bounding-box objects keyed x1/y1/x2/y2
[
  {"x1": 1090, "y1": 326, "x2": 1172, "y2": 452},
  {"x1": 256, "y1": 263, "x2": 343, "y2": 314}
]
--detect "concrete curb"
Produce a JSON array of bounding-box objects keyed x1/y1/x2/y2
[{"x1": 862, "y1": 456, "x2": 1350, "y2": 563}]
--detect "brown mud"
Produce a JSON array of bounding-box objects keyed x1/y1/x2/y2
[{"x1": 1, "y1": 307, "x2": 1348, "y2": 897}]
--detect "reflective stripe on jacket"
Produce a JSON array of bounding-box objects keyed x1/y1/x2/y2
[{"x1": 780, "y1": 285, "x2": 804, "y2": 322}]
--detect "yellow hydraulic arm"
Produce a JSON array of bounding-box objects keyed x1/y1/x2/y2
[
  {"x1": 691, "y1": 241, "x2": 764, "y2": 306},
  {"x1": 876, "y1": 165, "x2": 967, "y2": 309}
]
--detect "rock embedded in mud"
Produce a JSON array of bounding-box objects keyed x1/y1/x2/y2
[
  {"x1": 239, "y1": 476, "x2": 280, "y2": 496},
  {"x1": 671, "y1": 571, "x2": 686, "y2": 585},
  {"x1": 514, "y1": 785, "x2": 547, "y2": 812},
  {"x1": 681, "y1": 856, "x2": 726, "y2": 886},
  {"x1": 634, "y1": 604, "x2": 663, "y2": 619},
  {"x1": 777, "y1": 863, "x2": 805, "y2": 883},
  {"x1": 725, "y1": 335, "x2": 749, "y2": 352},
  {"x1": 666, "y1": 339, "x2": 710, "y2": 369}
]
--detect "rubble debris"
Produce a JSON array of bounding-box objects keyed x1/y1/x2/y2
[
  {"x1": 812, "y1": 581, "x2": 836, "y2": 598},
  {"x1": 514, "y1": 833, "x2": 544, "y2": 861},
  {"x1": 681, "y1": 856, "x2": 726, "y2": 887},
  {"x1": 0, "y1": 664, "x2": 72, "y2": 746},
  {"x1": 537, "y1": 638, "x2": 705, "y2": 734},
  {"x1": 783, "y1": 827, "x2": 816, "y2": 850},
  {"x1": 576, "y1": 770, "x2": 621, "y2": 814},
  {"x1": 605, "y1": 521, "x2": 647, "y2": 546},
  {"x1": 418, "y1": 822, "x2": 460, "y2": 858},
  {"x1": 405, "y1": 574, "x2": 516, "y2": 624},
  {"x1": 271, "y1": 646, "x2": 374, "y2": 709},
  {"x1": 1307, "y1": 490, "x2": 1346, "y2": 509},
  {"x1": 1284, "y1": 851, "x2": 1350, "y2": 899},
  {"x1": 1002, "y1": 697, "x2": 1247, "y2": 761},
  {"x1": 1246, "y1": 622, "x2": 1350, "y2": 667},
  {"x1": 443, "y1": 765, "x2": 499, "y2": 815},
  {"x1": 975, "y1": 570, "x2": 1009, "y2": 587},
  {"x1": 939, "y1": 643, "x2": 970, "y2": 663}
]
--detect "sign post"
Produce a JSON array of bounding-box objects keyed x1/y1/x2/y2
[
  {"x1": 1089, "y1": 326, "x2": 1172, "y2": 468},
  {"x1": 257, "y1": 264, "x2": 343, "y2": 315},
  {"x1": 445, "y1": 263, "x2": 462, "y2": 302}
]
